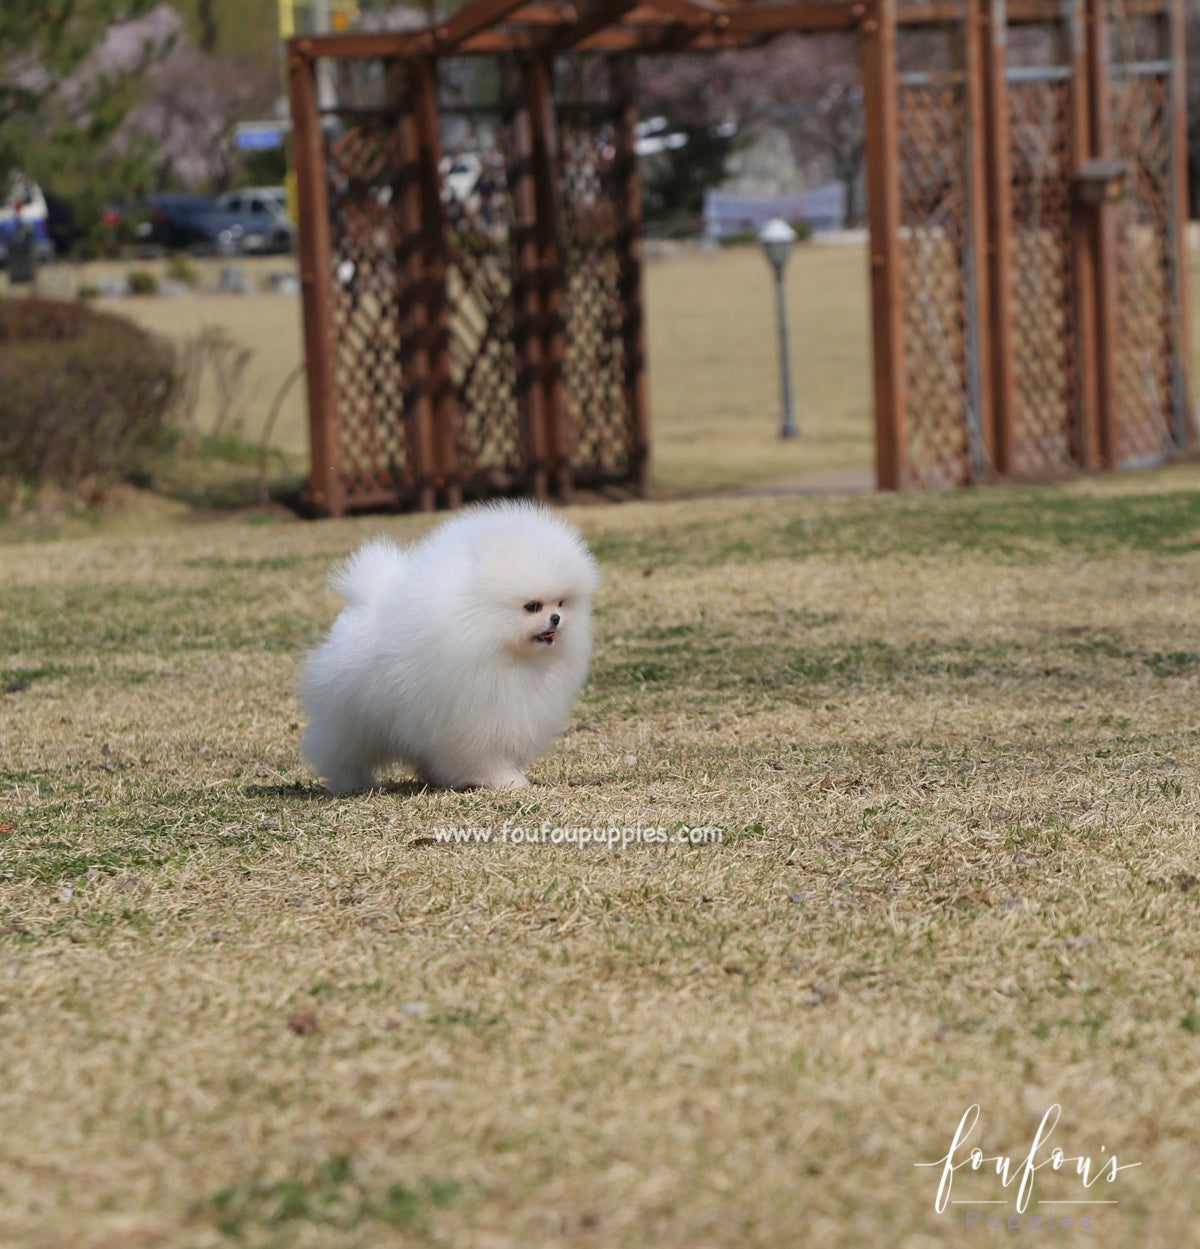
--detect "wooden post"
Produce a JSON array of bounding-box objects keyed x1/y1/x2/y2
[
  {"x1": 1167, "y1": 0, "x2": 1193, "y2": 449},
  {"x1": 1068, "y1": 0, "x2": 1101, "y2": 467},
  {"x1": 513, "y1": 57, "x2": 552, "y2": 501},
  {"x1": 532, "y1": 55, "x2": 570, "y2": 499},
  {"x1": 612, "y1": 54, "x2": 651, "y2": 496},
  {"x1": 396, "y1": 58, "x2": 439, "y2": 512},
  {"x1": 289, "y1": 41, "x2": 344, "y2": 516},
  {"x1": 528, "y1": 56, "x2": 571, "y2": 499},
  {"x1": 979, "y1": 0, "x2": 1013, "y2": 475},
  {"x1": 860, "y1": 0, "x2": 906, "y2": 489},
  {"x1": 411, "y1": 56, "x2": 458, "y2": 507},
  {"x1": 1087, "y1": 0, "x2": 1118, "y2": 467},
  {"x1": 963, "y1": 0, "x2": 995, "y2": 480}
]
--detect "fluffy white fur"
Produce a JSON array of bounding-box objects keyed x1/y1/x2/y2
[{"x1": 301, "y1": 500, "x2": 601, "y2": 792}]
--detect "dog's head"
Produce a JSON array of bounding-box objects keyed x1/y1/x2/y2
[{"x1": 468, "y1": 507, "x2": 601, "y2": 662}]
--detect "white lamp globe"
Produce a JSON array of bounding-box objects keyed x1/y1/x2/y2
[{"x1": 758, "y1": 217, "x2": 797, "y2": 272}]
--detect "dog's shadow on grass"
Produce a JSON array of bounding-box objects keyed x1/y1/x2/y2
[{"x1": 244, "y1": 779, "x2": 432, "y2": 802}]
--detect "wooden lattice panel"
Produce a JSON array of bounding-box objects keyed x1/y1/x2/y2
[
  {"x1": 1109, "y1": 66, "x2": 1180, "y2": 465},
  {"x1": 557, "y1": 110, "x2": 632, "y2": 481},
  {"x1": 325, "y1": 119, "x2": 411, "y2": 500},
  {"x1": 440, "y1": 116, "x2": 524, "y2": 487},
  {"x1": 1007, "y1": 75, "x2": 1079, "y2": 475},
  {"x1": 292, "y1": 40, "x2": 648, "y2": 514},
  {"x1": 897, "y1": 79, "x2": 974, "y2": 488},
  {"x1": 289, "y1": 0, "x2": 1187, "y2": 511}
]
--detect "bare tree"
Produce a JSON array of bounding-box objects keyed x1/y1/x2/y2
[
  {"x1": 119, "y1": 42, "x2": 277, "y2": 189},
  {"x1": 639, "y1": 33, "x2": 865, "y2": 224}
]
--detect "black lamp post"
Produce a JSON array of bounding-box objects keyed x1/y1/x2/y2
[{"x1": 758, "y1": 217, "x2": 799, "y2": 439}]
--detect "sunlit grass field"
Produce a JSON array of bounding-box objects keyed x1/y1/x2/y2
[
  {"x1": 4, "y1": 465, "x2": 1200, "y2": 1246},
  {"x1": 4, "y1": 236, "x2": 1200, "y2": 1246}
]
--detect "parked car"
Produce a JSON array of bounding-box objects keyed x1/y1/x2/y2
[
  {"x1": 0, "y1": 172, "x2": 55, "y2": 266},
  {"x1": 214, "y1": 186, "x2": 294, "y2": 253},
  {"x1": 135, "y1": 191, "x2": 291, "y2": 255},
  {"x1": 215, "y1": 185, "x2": 285, "y2": 216},
  {"x1": 42, "y1": 191, "x2": 78, "y2": 256}
]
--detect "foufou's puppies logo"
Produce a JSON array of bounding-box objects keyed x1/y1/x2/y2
[{"x1": 915, "y1": 1104, "x2": 1140, "y2": 1218}]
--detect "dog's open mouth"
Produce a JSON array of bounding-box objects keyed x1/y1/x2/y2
[{"x1": 534, "y1": 629, "x2": 557, "y2": 645}]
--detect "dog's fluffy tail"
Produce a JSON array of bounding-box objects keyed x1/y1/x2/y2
[{"x1": 330, "y1": 537, "x2": 407, "y2": 607}]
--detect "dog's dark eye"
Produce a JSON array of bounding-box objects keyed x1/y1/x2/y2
[
  {"x1": 558, "y1": 599, "x2": 565, "y2": 607},
  {"x1": 524, "y1": 600, "x2": 543, "y2": 614}
]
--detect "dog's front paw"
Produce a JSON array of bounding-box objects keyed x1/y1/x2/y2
[
  {"x1": 323, "y1": 770, "x2": 378, "y2": 795},
  {"x1": 475, "y1": 766, "x2": 530, "y2": 790}
]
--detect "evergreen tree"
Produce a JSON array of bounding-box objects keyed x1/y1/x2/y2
[{"x1": 0, "y1": 1, "x2": 165, "y2": 234}]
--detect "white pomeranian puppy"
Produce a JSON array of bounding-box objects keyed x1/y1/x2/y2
[{"x1": 302, "y1": 500, "x2": 601, "y2": 792}]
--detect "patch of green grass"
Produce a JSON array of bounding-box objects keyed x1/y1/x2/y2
[
  {"x1": 181, "y1": 553, "x2": 320, "y2": 572},
  {"x1": 1, "y1": 905, "x2": 158, "y2": 945},
  {"x1": 590, "y1": 629, "x2": 1149, "y2": 713},
  {"x1": 427, "y1": 1007, "x2": 506, "y2": 1031},
  {"x1": 0, "y1": 842, "x2": 170, "y2": 887},
  {"x1": 798, "y1": 487, "x2": 1200, "y2": 559},
  {"x1": 592, "y1": 487, "x2": 1200, "y2": 570},
  {"x1": 1145, "y1": 650, "x2": 1200, "y2": 677},
  {"x1": 0, "y1": 580, "x2": 315, "y2": 658},
  {"x1": 0, "y1": 662, "x2": 71, "y2": 691},
  {"x1": 201, "y1": 1154, "x2": 465, "y2": 1241}
]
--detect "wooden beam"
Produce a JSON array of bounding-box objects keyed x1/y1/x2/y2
[
  {"x1": 964, "y1": 0, "x2": 995, "y2": 479},
  {"x1": 612, "y1": 54, "x2": 652, "y2": 494},
  {"x1": 860, "y1": 0, "x2": 907, "y2": 489},
  {"x1": 1068, "y1": 0, "x2": 1101, "y2": 467},
  {"x1": 286, "y1": 0, "x2": 546, "y2": 59},
  {"x1": 1087, "y1": 0, "x2": 1118, "y2": 467},
  {"x1": 720, "y1": 1, "x2": 861, "y2": 32},
  {"x1": 411, "y1": 57, "x2": 459, "y2": 508},
  {"x1": 288, "y1": 46, "x2": 343, "y2": 516},
  {"x1": 396, "y1": 59, "x2": 440, "y2": 511},
  {"x1": 526, "y1": 56, "x2": 572, "y2": 498},
  {"x1": 629, "y1": 0, "x2": 726, "y2": 23},
  {"x1": 286, "y1": 0, "x2": 1175, "y2": 64},
  {"x1": 981, "y1": 0, "x2": 1017, "y2": 473},
  {"x1": 542, "y1": 0, "x2": 644, "y2": 49},
  {"x1": 432, "y1": 0, "x2": 546, "y2": 50},
  {"x1": 897, "y1": 0, "x2": 1167, "y2": 24},
  {"x1": 508, "y1": 2, "x2": 577, "y2": 23},
  {"x1": 567, "y1": 1, "x2": 859, "y2": 50},
  {"x1": 512, "y1": 58, "x2": 553, "y2": 501},
  {"x1": 450, "y1": 28, "x2": 538, "y2": 51},
  {"x1": 1168, "y1": 0, "x2": 1193, "y2": 448},
  {"x1": 288, "y1": 31, "x2": 430, "y2": 60}
]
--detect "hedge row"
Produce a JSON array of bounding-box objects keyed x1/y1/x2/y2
[{"x1": 0, "y1": 299, "x2": 179, "y2": 486}]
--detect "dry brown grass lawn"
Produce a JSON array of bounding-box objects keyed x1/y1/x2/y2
[
  {"x1": 643, "y1": 241, "x2": 873, "y2": 491},
  {"x1": 4, "y1": 466, "x2": 1200, "y2": 1247}
]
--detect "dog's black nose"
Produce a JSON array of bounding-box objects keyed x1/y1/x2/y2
[{"x1": 549, "y1": 612, "x2": 561, "y2": 628}]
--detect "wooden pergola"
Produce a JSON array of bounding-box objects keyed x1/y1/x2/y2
[{"x1": 288, "y1": 0, "x2": 1192, "y2": 514}]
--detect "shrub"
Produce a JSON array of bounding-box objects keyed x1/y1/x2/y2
[
  {"x1": 166, "y1": 255, "x2": 200, "y2": 289},
  {"x1": 0, "y1": 299, "x2": 180, "y2": 488},
  {"x1": 126, "y1": 269, "x2": 158, "y2": 295}
]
